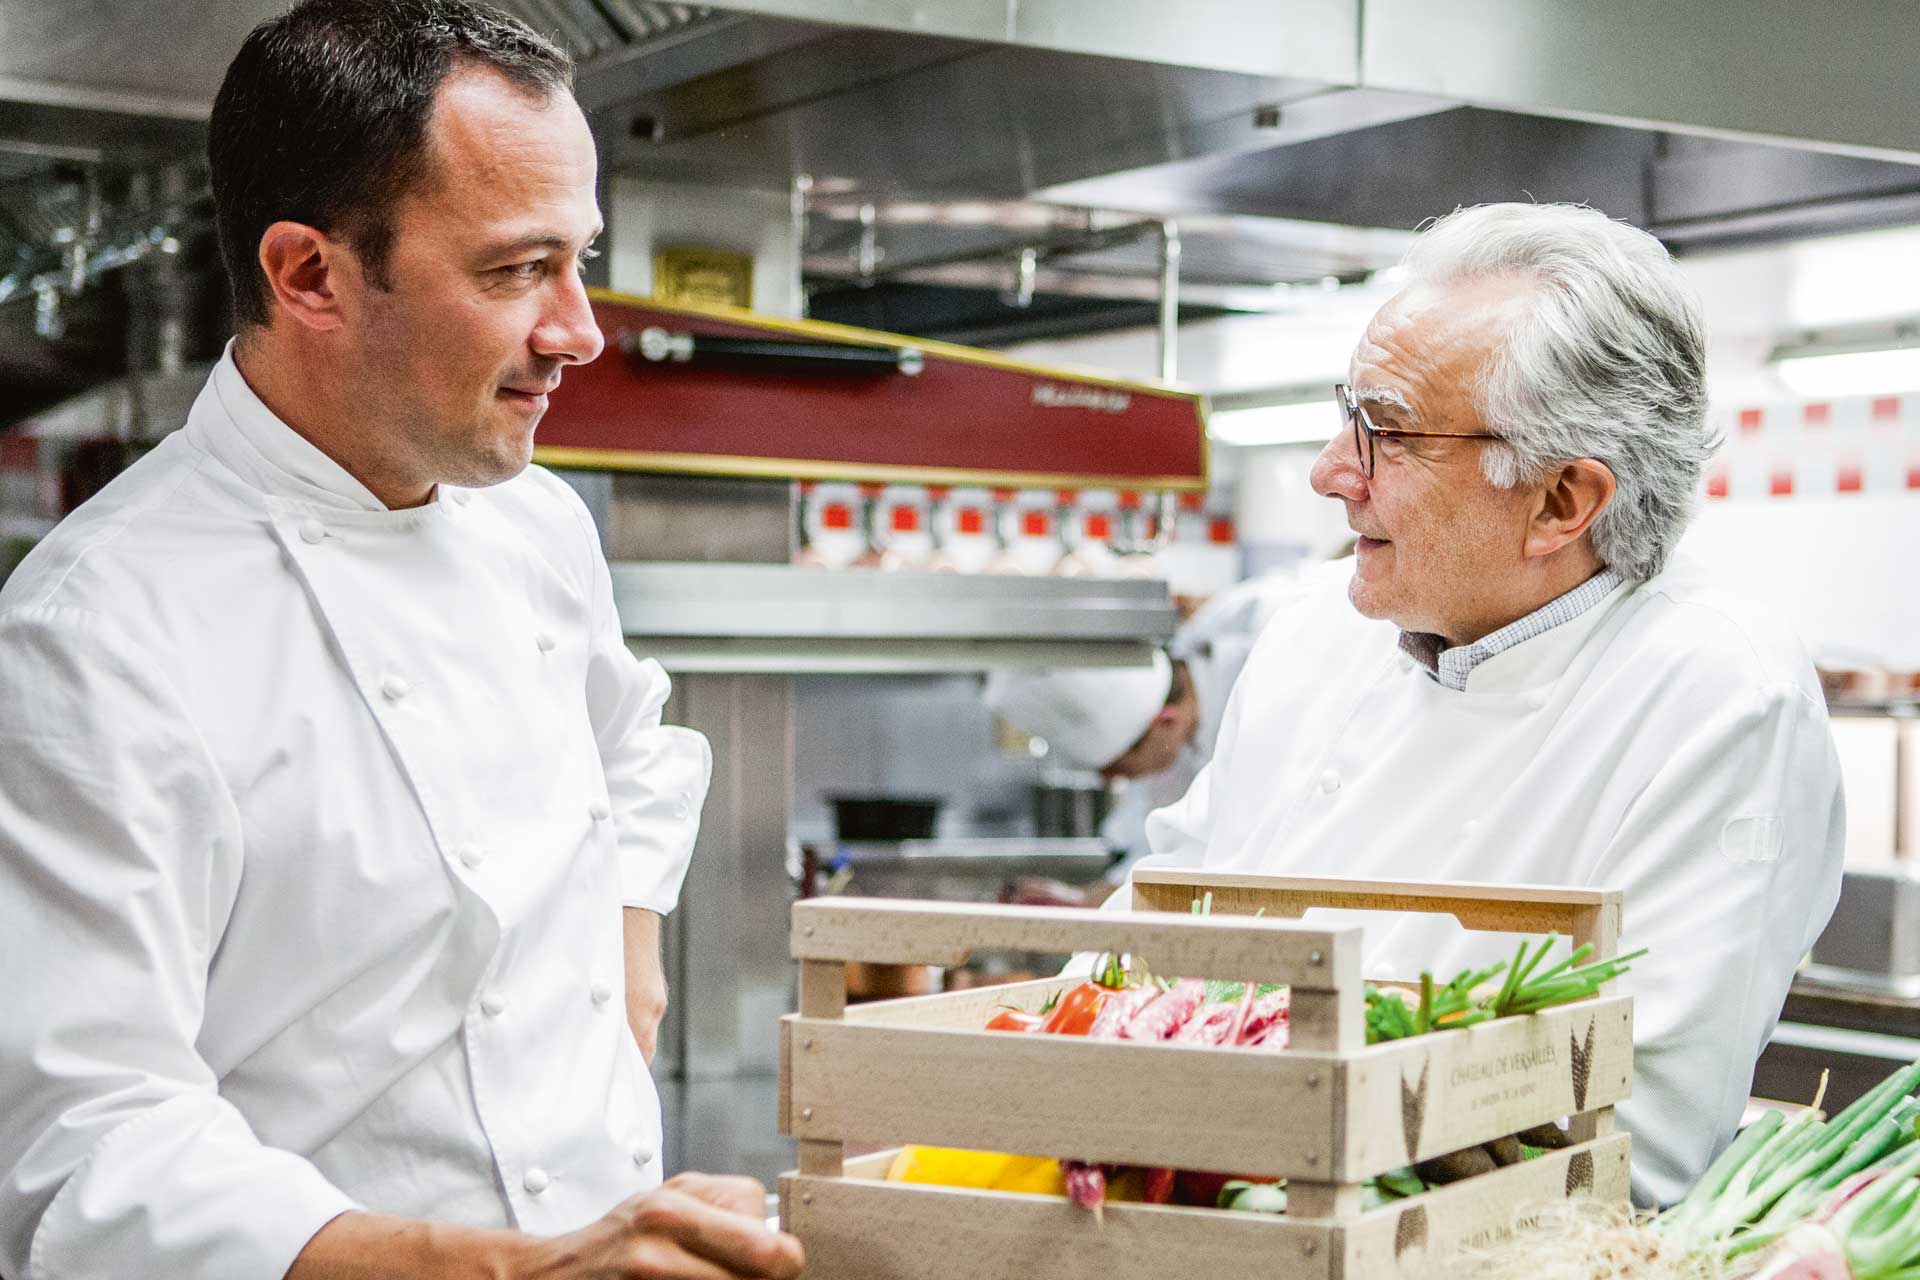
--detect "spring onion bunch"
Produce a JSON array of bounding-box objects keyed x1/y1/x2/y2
[{"x1": 1656, "y1": 1057, "x2": 1920, "y2": 1274}]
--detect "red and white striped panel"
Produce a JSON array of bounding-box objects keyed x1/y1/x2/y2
[{"x1": 1704, "y1": 394, "x2": 1920, "y2": 500}]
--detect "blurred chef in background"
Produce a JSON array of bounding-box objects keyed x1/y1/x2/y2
[{"x1": 984, "y1": 570, "x2": 1302, "y2": 883}]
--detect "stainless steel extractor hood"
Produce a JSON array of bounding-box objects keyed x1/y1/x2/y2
[{"x1": 4, "y1": 0, "x2": 1920, "y2": 388}]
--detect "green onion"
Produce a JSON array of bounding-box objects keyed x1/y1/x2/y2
[
  {"x1": 1658, "y1": 1107, "x2": 1782, "y2": 1235},
  {"x1": 1740, "y1": 1061, "x2": 1920, "y2": 1222}
]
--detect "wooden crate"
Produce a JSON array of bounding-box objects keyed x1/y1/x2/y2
[{"x1": 779, "y1": 871, "x2": 1634, "y2": 1279}]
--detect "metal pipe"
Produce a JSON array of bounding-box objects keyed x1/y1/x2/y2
[
  {"x1": 1003, "y1": 246, "x2": 1038, "y2": 309},
  {"x1": 1157, "y1": 220, "x2": 1181, "y2": 384},
  {"x1": 805, "y1": 218, "x2": 1161, "y2": 291},
  {"x1": 789, "y1": 172, "x2": 812, "y2": 318},
  {"x1": 855, "y1": 202, "x2": 878, "y2": 287}
]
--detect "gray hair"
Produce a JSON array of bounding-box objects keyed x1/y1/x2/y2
[{"x1": 1400, "y1": 203, "x2": 1717, "y2": 581}]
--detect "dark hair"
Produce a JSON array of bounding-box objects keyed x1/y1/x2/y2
[{"x1": 208, "y1": 0, "x2": 574, "y2": 330}]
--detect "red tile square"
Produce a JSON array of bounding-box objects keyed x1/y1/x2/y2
[
  {"x1": 1738, "y1": 408, "x2": 1764, "y2": 432},
  {"x1": 1837, "y1": 465, "x2": 1864, "y2": 493},
  {"x1": 1803, "y1": 403, "x2": 1831, "y2": 427},
  {"x1": 1705, "y1": 472, "x2": 1729, "y2": 499},
  {"x1": 1769, "y1": 469, "x2": 1794, "y2": 497},
  {"x1": 1873, "y1": 397, "x2": 1903, "y2": 422}
]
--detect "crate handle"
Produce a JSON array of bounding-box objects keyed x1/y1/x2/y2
[
  {"x1": 790, "y1": 898, "x2": 1363, "y2": 992},
  {"x1": 1130, "y1": 871, "x2": 1622, "y2": 960}
]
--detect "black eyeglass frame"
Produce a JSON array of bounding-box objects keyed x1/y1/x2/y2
[{"x1": 1334, "y1": 381, "x2": 1499, "y2": 478}]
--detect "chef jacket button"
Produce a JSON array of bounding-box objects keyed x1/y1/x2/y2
[
  {"x1": 381, "y1": 674, "x2": 410, "y2": 702},
  {"x1": 589, "y1": 801, "x2": 611, "y2": 822},
  {"x1": 523, "y1": 1167, "x2": 550, "y2": 1195},
  {"x1": 590, "y1": 980, "x2": 613, "y2": 1007},
  {"x1": 536, "y1": 631, "x2": 556, "y2": 653},
  {"x1": 480, "y1": 991, "x2": 507, "y2": 1017},
  {"x1": 632, "y1": 1143, "x2": 656, "y2": 1167},
  {"x1": 458, "y1": 844, "x2": 486, "y2": 869},
  {"x1": 299, "y1": 518, "x2": 325, "y2": 545},
  {"x1": 1319, "y1": 770, "x2": 1341, "y2": 794},
  {"x1": 450, "y1": 489, "x2": 472, "y2": 506},
  {"x1": 674, "y1": 796, "x2": 692, "y2": 820}
]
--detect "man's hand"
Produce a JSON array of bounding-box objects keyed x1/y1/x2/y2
[
  {"x1": 623, "y1": 908, "x2": 668, "y2": 1065},
  {"x1": 288, "y1": 1175, "x2": 804, "y2": 1280},
  {"x1": 519, "y1": 1173, "x2": 804, "y2": 1280}
]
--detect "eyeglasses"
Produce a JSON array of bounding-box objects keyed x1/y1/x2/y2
[{"x1": 1335, "y1": 382, "x2": 1499, "y2": 478}]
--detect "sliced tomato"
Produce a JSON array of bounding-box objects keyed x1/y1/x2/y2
[
  {"x1": 983, "y1": 1010, "x2": 1045, "y2": 1033},
  {"x1": 1039, "y1": 982, "x2": 1109, "y2": 1036}
]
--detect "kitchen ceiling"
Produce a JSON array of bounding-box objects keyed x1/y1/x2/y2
[{"x1": 3, "y1": 0, "x2": 1920, "y2": 419}]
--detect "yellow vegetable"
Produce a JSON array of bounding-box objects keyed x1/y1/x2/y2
[{"x1": 885, "y1": 1146, "x2": 1066, "y2": 1196}]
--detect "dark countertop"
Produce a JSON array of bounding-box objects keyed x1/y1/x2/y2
[
  {"x1": 1755, "y1": 979, "x2": 1920, "y2": 1112},
  {"x1": 1782, "y1": 979, "x2": 1920, "y2": 1040}
]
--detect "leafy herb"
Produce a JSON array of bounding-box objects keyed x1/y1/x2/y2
[
  {"x1": 1361, "y1": 935, "x2": 1644, "y2": 1045},
  {"x1": 1203, "y1": 979, "x2": 1287, "y2": 1005}
]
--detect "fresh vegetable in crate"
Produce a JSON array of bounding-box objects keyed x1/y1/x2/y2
[
  {"x1": 1363, "y1": 933, "x2": 1646, "y2": 1045},
  {"x1": 952, "y1": 910, "x2": 1642, "y2": 1219}
]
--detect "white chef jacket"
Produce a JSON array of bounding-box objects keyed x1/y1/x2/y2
[
  {"x1": 1118, "y1": 558, "x2": 1845, "y2": 1207},
  {"x1": 1099, "y1": 570, "x2": 1306, "y2": 864},
  {"x1": 0, "y1": 349, "x2": 712, "y2": 1280}
]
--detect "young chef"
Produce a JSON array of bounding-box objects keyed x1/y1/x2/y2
[
  {"x1": 1111, "y1": 203, "x2": 1845, "y2": 1208},
  {"x1": 0, "y1": 3, "x2": 802, "y2": 1277}
]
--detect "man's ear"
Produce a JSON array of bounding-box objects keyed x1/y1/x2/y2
[
  {"x1": 1524, "y1": 457, "x2": 1615, "y2": 559},
  {"x1": 257, "y1": 221, "x2": 349, "y2": 333}
]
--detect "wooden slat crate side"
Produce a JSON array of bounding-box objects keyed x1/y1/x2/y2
[
  {"x1": 790, "y1": 898, "x2": 1362, "y2": 991},
  {"x1": 1337, "y1": 997, "x2": 1633, "y2": 1179},
  {"x1": 1339, "y1": 1133, "x2": 1632, "y2": 1279},
  {"x1": 779, "y1": 1174, "x2": 1335, "y2": 1280},
  {"x1": 777, "y1": 1134, "x2": 1630, "y2": 1280},
  {"x1": 786, "y1": 1016, "x2": 1339, "y2": 1180},
  {"x1": 1131, "y1": 870, "x2": 1622, "y2": 958},
  {"x1": 790, "y1": 984, "x2": 1629, "y2": 1182},
  {"x1": 843, "y1": 977, "x2": 1073, "y2": 1028}
]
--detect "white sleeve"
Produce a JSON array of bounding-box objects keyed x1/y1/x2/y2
[
  {"x1": 1590, "y1": 679, "x2": 1844, "y2": 1208},
  {"x1": 0, "y1": 607, "x2": 358, "y2": 1280},
  {"x1": 579, "y1": 532, "x2": 712, "y2": 914}
]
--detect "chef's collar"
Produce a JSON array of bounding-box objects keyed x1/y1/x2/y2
[
  {"x1": 1399, "y1": 567, "x2": 1628, "y2": 693},
  {"x1": 197, "y1": 340, "x2": 394, "y2": 513}
]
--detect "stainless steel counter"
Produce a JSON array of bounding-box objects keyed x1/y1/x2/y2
[{"x1": 614, "y1": 563, "x2": 1177, "y2": 673}]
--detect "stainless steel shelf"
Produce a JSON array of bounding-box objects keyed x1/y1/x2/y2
[
  {"x1": 837, "y1": 837, "x2": 1115, "y2": 879},
  {"x1": 614, "y1": 563, "x2": 1177, "y2": 673}
]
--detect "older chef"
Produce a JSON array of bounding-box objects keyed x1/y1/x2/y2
[
  {"x1": 985, "y1": 571, "x2": 1300, "y2": 869},
  {"x1": 1118, "y1": 203, "x2": 1845, "y2": 1207},
  {"x1": 0, "y1": 3, "x2": 802, "y2": 1279}
]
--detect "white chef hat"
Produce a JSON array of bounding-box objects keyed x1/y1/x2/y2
[{"x1": 983, "y1": 649, "x2": 1172, "y2": 771}]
